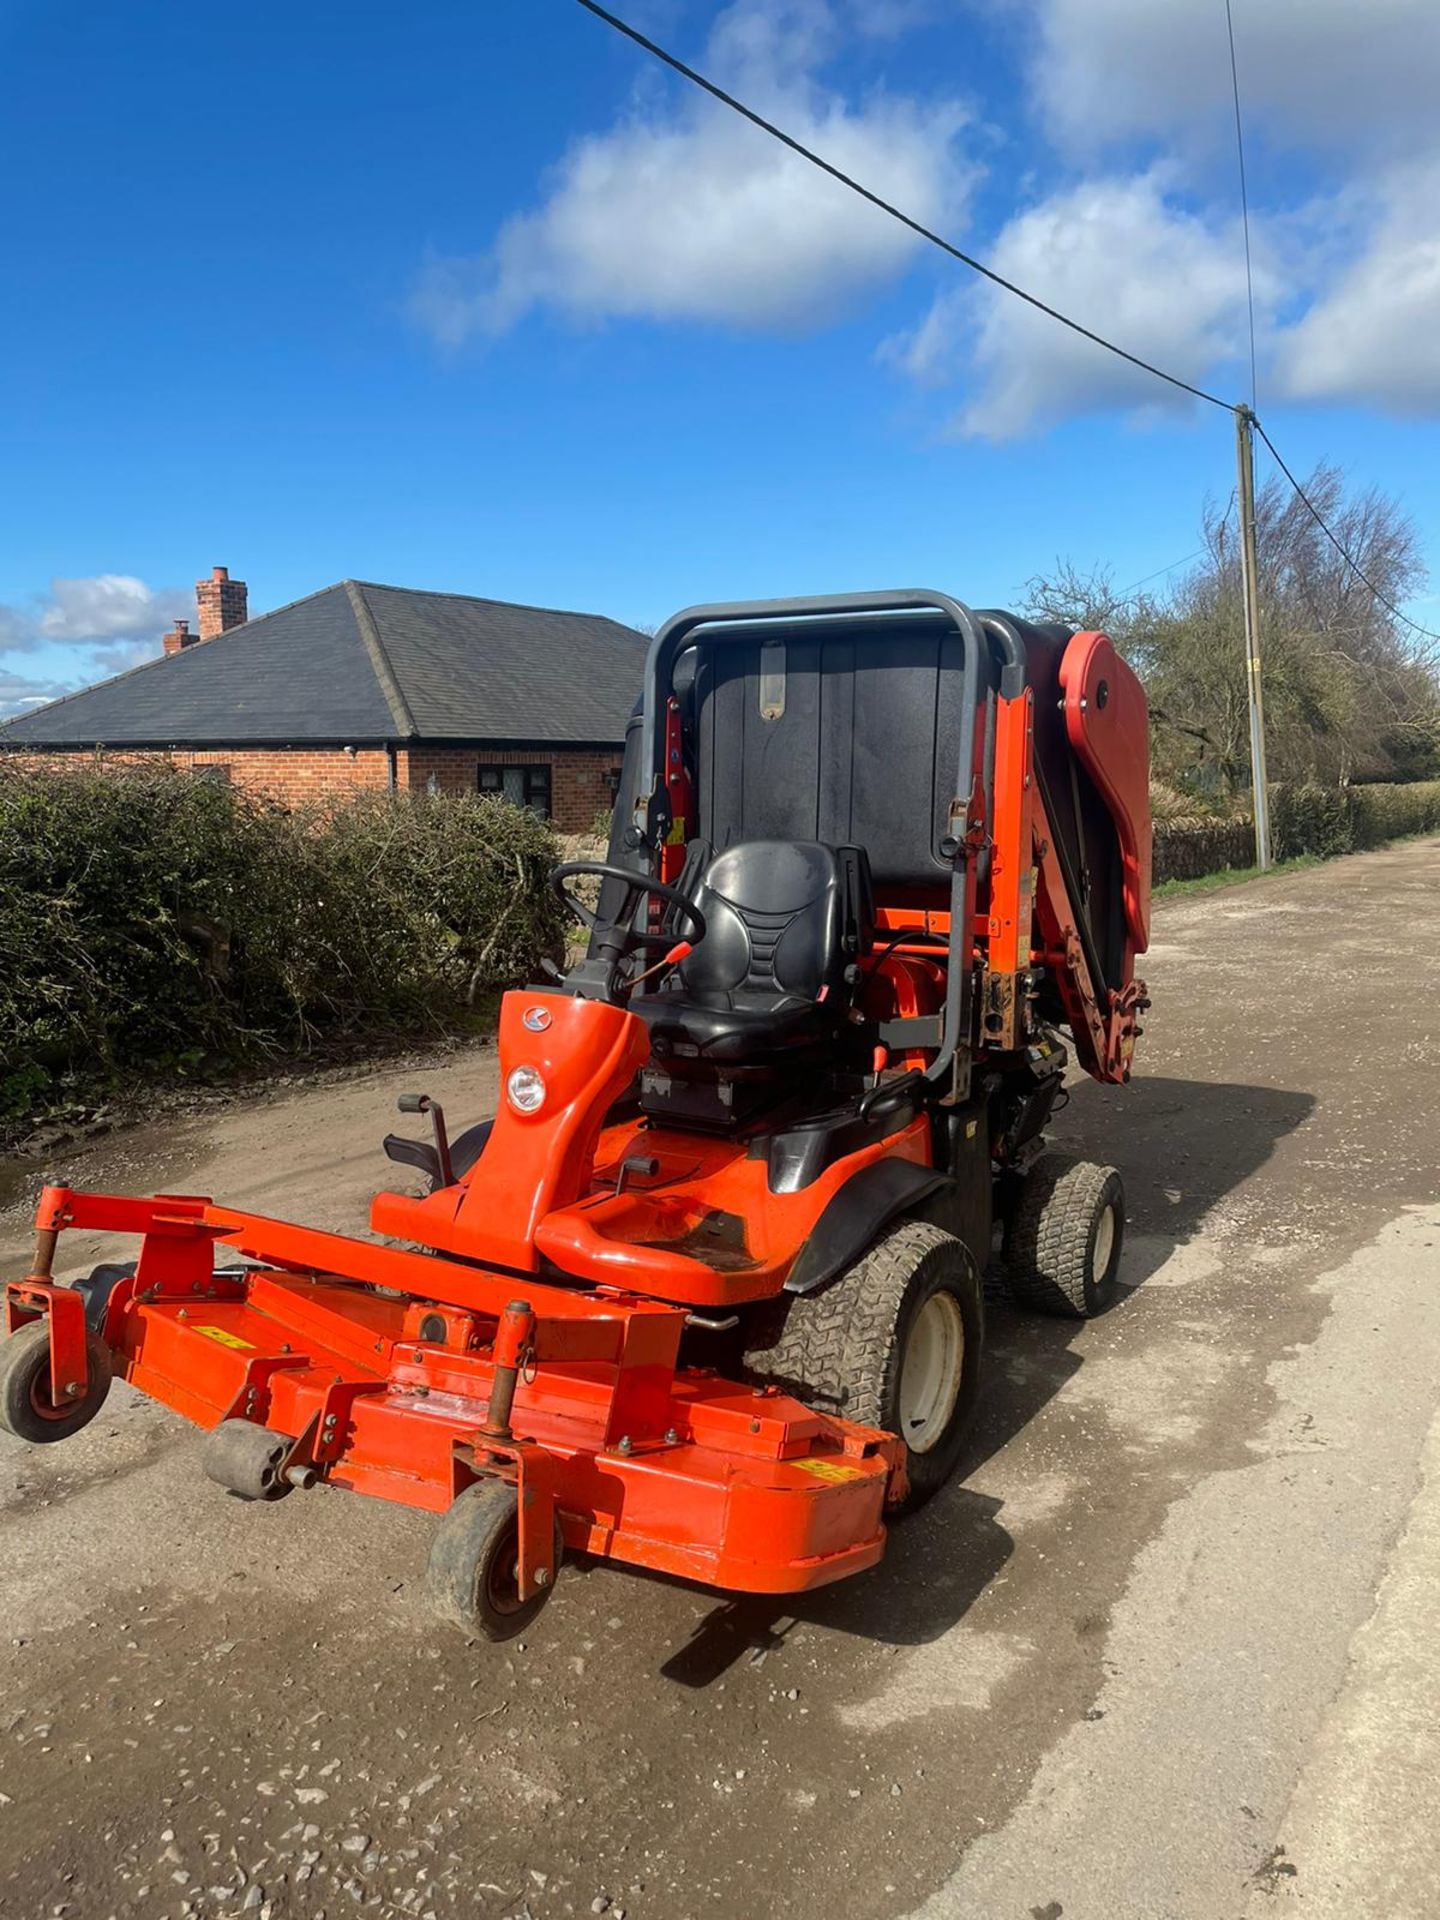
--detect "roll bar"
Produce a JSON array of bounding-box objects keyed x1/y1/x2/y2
[{"x1": 637, "y1": 590, "x2": 1000, "y2": 1092}]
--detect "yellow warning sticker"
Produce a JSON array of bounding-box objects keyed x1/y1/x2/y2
[
  {"x1": 193, "y1": 1324, "x2": 255, "y2": 1351},
  {"x1": 793, "y1": 1457, "x2": 865, "y2": 1485}
]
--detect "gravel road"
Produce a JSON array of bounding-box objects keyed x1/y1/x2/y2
[{"x1": 3, "y1": 838, "x2": 1438, "y2": 1920}]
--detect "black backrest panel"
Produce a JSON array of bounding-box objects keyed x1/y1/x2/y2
[{"x1": 692, "y1": 617, "x2": 977, "y2": 892}]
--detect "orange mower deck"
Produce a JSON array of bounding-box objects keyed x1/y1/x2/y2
[{"x1": 6, "y1": 1184, "x2": 905, "y2": 1600}]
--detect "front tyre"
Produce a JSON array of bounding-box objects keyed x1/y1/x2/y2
[
  {"x1": 0, "y1": 1319, "x2": 112, "y2": 1444},
  {"x1": 744, "y1": 1219, "x2": 984, "y2": 1514}
]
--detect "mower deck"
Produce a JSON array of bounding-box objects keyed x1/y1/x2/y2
[{"x1": 7, "y1": 1184, "x2": 902, "y2": 1598}]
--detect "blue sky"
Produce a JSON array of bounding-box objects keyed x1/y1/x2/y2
[{"x1": 3, "y1": 0, "x2": 1438, "y2": 715}]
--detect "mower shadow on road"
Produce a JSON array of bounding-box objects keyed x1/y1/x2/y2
[
  {"x1": 1049, "y1": 1073, "x2": 1316, "y2": 1245},
  {"x1": 654, "y1": 1485, "x2": 1014, "y2": 1687},
  {"x1": 962, "y1": 1075, "x2": 1315, "y2": 1477},
  {"x1": 652, "y1": 1075, "x2": 1313, "y2": 1687}
]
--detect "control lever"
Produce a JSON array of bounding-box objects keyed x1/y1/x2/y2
[
  {"x1": 627, "y1": 940, "x2": 694, "y2": 990},
  {"x1": 396, "y1": 1093, "x2": 455, "y2": 1189}
]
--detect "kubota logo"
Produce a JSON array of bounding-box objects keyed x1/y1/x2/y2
[{"x1": 522, "y1": 1006, "x2": 553, "y2": 1031}]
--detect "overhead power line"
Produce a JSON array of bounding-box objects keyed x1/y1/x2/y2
[
  {"x1": 1251, "y1": 418, "x2": 1440, "y2": 643},
  {"x1": 1223, "y1": 0, "x2": 1259, "y2": 412},
  {"x1": 572, "y1": 0, "x2": 1440, "y2": 649},
  {"x1": 574, "y1": 0, "x2": 1233, "y2": 413},
  {"x1": 1120, "y1": 549, "x2": 1207, "y2": 596}
]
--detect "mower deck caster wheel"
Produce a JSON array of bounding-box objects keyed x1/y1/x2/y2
[
  {"x1": 426, "y1": 1480, "x2": 563, "y2": 1643},
  {"x1": 203, "y1": 1418, "x2": 296, "y2": 1500},
  {"x1": 1005, "y1": 1152, "x2": 1126, "y2": 1317},
  {"x1": 0, "y1": 1319, "x2": 112, "y2": 1444}
]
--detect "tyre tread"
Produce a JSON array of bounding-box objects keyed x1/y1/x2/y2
[{"x1": 1007, "y1": 1152, "x2": 1122, "y2": 1317}]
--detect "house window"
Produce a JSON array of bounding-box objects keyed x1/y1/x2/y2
[{"x1": 478, "y1": 763, "x2": 552, "y2": 818}]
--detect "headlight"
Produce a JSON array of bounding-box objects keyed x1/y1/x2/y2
[{"x1": 505, "y1": 1065, "x2": 547, "y2": 1114}]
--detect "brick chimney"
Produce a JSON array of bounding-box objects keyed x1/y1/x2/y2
[
  {"x1": 195, "y1": 565, "x2": 248, "y2": 641},
  {"x1": 164, "y1": 618, "x2": 196, "y2": 656}
]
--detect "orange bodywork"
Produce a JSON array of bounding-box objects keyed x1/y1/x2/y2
[
  {"x1": 6, "y1": 605, "x2": 1152, "y2": 1609},
  {"x1": 372, "y1": 992, "x2": 932, "y2": 1306}
]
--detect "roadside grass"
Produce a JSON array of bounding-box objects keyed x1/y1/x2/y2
[{"x1": 1154, "y1": 854, "x2": 1324, "y2": 899}]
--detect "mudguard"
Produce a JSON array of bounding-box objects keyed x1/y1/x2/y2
[{"x1": 784, "y1": 1158, "x2": 951, "y2": 1295}]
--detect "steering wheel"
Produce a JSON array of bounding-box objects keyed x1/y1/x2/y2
[{"x1": 549, "y1": 860, "x2": 707, "y2": 957}]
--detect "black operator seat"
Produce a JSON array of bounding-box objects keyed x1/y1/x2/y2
[{"x1": 637, "y1": 840, "x2": 873, "y2": 1076}]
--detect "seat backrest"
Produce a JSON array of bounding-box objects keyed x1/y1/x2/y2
[
  {"x1": 679, "y1": 840, "x2": 869, "y2": 1007},
  {"x1": 690, "y1": 621, "x2": 974, "y2": 892}
]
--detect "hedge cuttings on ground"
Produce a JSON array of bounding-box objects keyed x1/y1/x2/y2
[
  {"x1": 0, "y1": 771, "x2": 565, "y2": 1124},
  {"x1": 1152, "y1": 817, "x2": 1256, "y2": 883}
]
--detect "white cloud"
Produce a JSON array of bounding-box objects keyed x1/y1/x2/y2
[
  {"x1": 1281, "y1": 163, "x2": 1440, "y2": 413},
  {"x1": 874, "y1": 0, "x2": 1440, "y2": 430},
  {"x1": 888, "y1": 174, "x2": 1266, "y2": 438},
  {"x1": 38, "y1": 573, "x2": 191, "y2": 644},
  {"x1": 1032, "y1": 0, "x2": 1440, "y2": 162},
  {"x1": 413, "y1": 0, "x2": 1440, "y2": 433},
  {"x1": 0, "y1": 574, "x2": 189, "y2": 652},
  {"x1": 0, "y1": 667, "x2": 69, "y2": 722},
  {"x1": 411, "y1": 0, "x2": 973, "y2": 343}
]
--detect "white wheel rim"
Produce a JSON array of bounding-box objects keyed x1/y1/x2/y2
[
  {"x1": 898, "y1": 1290, "x2": 965, "y2": 1454},
  {"x1": 1093, "y1": 1202, "x2": 1117, "y2": 1280}
]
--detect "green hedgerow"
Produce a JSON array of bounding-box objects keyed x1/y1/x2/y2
[{"x1": 0, "y1": 770, "x2": 565, "y2": 1121}]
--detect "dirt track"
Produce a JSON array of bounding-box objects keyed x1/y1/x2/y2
[{"x1": 3, "y1": 839, "x2": 1439, "y2": 1920}]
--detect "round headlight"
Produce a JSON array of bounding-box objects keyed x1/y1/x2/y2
[{"x1": 505, "y1": 1065, "x2": 547, "y2": 1114}]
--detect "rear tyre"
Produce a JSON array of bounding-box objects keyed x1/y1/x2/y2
[
  {"x1": 0, "y1": 1319, "x2": 112, "y2": 1444},
  {"x1": 1005, "y1": 1153, "x2": 1125, "y2": 1317},
  {"x1": 426, "y1": 1480, "x2": 562, "y2": 1643},
  {"x1": 744, "y1": 1219, "x2": 983, "y2": 1514},
  {"x1": 203, "y1": 1418, "x2": 296, "y2": 1501}
]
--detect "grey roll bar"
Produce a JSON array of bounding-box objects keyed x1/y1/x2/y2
[{"x1": 637, "y1": 590, "x2": 992, "y2": 1092}]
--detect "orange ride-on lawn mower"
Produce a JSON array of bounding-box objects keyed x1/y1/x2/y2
[{"x1": 1, "y1": 592, "x2": 1151, "y2": 1640}]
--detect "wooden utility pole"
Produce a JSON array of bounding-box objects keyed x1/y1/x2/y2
[{"x1": 1234, "y1": 404, "x2": 1271, "y2": 869}]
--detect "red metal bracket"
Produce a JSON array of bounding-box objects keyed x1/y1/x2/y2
[
  {"x1": 278, "y1": 1377, "x2": 389, "y2": 1476},
  {"x1": 220, "y1": 1352, "x2": 313, "y2": 1426},
  {"x1": 4, "y1": 1279, "x2": 90, "y2": 1407},
  {"x1": 452, "y1": 1436, "x2": 559, "y2": 1601}
]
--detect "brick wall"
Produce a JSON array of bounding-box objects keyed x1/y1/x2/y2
[
  {"x1": 1, "y1": 747, "x2": 392, "y2": 808},
  {"x1": 1, "y1": 743, "x2": 622, "y2": 825},
  {"x1": 398, "y1": 747, "x2": 622, "y2": 831}
]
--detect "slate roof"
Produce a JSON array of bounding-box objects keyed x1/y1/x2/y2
[{"x1": 0, "y1": 581, "x2": 648, "y2": 749}]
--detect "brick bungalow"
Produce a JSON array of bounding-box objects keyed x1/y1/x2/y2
[{"x1": 0, "y1": 568, "x2": 646, "y2": 830}]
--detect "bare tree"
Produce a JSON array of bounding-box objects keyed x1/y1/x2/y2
[{"x1": 1023, "y1": 464, "x2": 1438, "y2": 798}]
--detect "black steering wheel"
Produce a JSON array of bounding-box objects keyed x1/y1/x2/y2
[{"x1": 549, "y1": 860, "x2": 707, "y2": 957}]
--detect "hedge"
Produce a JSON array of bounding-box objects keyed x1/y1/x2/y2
[
  {"x1": 1272, "y1": 779, "x2": 1440, "y2": 861},
  {"x1": 0, "y1": 771, "x2": 566, "y2": 1124},
  {"x1": 1154, "y1": 779, "x2": 1440, "y2": 882}
]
